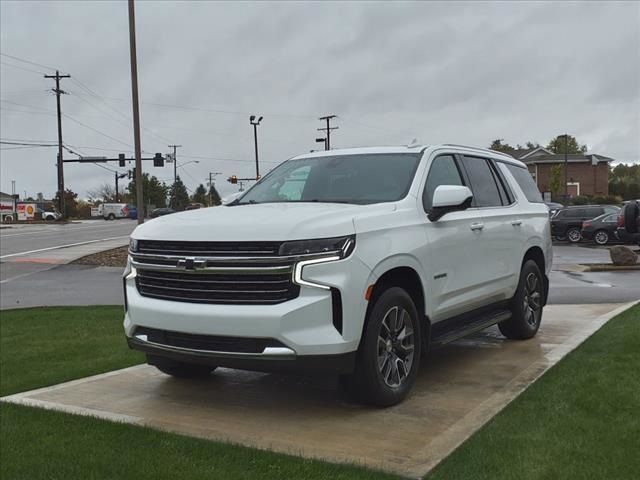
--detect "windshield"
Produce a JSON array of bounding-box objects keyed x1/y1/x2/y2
[{"x1": 235, "y1": 153, "x2": 421, "y2": 205}]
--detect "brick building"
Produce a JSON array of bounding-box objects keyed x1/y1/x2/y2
[{"x1": 507, "y1": 147, "x2": 612, "y2": 199}]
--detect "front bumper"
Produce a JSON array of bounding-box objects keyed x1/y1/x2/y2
[
  {"x1": 124, "y1": 252, "x2": 372, "y2": 370},
  {"x1": 128, "y1": 333, "x2": 356, "y2": 373}
]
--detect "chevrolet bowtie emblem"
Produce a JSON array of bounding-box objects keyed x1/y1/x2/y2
[{"x1": 178, "y1": 257, "x2": 207, "y2": 270}]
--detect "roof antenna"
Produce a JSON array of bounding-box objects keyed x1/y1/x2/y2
[{"x1": 407, "y1": 138, "x2": 420, "y2": 148}]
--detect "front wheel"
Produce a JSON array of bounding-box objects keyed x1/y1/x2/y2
[
  {"x1": 499, "y1": 260, "x2": 544, "y2": 340},
  {"x1": 594, "y1": 230, "x2": 610, "y2": 245},
  {"x1": 344, "y1": 287, "x2": 421, "y2": 407},
  {"x1": 567, "y1": 227, "x2": 582, "y2": 243}
]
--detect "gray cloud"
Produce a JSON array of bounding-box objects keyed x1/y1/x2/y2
[{"x1": 1, "y1": 0, "x2": 638, "y2": 200}]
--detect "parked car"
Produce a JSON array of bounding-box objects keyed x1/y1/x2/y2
[
  {"x1": 184, "y1": 203, "x2": 204, "y2": 210},
  {"x1": 150, "y1": 207, "x2": 175, "y2": 218},
  {"x1": 37, "y1": 208, "x2": 61, "y2": 221},
  {"x1": 545, "y1": 202, "x2": 564, "y2": 217},
  {"x1": 124, "y1": 144, "x2": 552, "y2": 407},
  {"x1": 551, "y1": 205, "x2": 620, "y2": 242},
  {"x1": 580, "y1": 212, "x2": 620, "y2": 245},
  {"x1": 617, "y1": 201, "x2": 640, "y2": 246}
]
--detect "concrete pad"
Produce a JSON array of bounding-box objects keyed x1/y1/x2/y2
[{"x1": 2, "y1": 302, "x2": 633, "y2": 478}]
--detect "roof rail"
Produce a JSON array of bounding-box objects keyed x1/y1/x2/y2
[{"x1": 440, "y1": 144, "x2": 514, "y2": 158}]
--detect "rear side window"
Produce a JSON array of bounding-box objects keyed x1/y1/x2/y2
[
  {"x1": 587, "y1": 207, "x2": 604, "y2": 218},
  {"x1": 460, "y1": 156, "x2": 502, "y2": 207},
  {"x1": 504, "y1": 164, "x2": 544, "y2": 203}
]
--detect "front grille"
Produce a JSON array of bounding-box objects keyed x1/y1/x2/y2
[
  {"x1": 137, "y1": 240, "x2": 282, "y2": 257},
  {"x1": 135, "y1": 267, "x2": 299, "y2": 305},
  {"x1": 135, "y1": 326, "x2": 286, "y2": 353}
]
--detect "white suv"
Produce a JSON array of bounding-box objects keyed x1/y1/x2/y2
[{"x1": 124, "y1": 144, "x2": 552, "y2": 406}]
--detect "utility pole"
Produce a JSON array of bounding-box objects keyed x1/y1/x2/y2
[
  {"x1": 207, "y1": 172, "x2": 222, "y2": 206},
  {"x1": 44, "y1": 70, "x2": 71, "y2": 216},
  {"x1": 563, "y1": 133, "x2": 569, "y2": 206},
  {"x1": 168, "y1": 144, "x2": 182, "y2": 185},
  {"x1": 249, "y1": 115, "x2": 263, "y2": 179},
  {"x1": 115, "y1": 172, "x2": 128, "y2": 202},
  {"x1": 128, "y1": 0, "x2": 144, "y2": 224},
  {"x1": 318, "y1": 115, "x2": 338, "y2": 150},
  {"x1": 168, "y1": 144, "x2": 182, "y2": 209}
]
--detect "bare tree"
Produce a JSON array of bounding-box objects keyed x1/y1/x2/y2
[{"x1": 87, "y1": 183, "x2": 117, "y2": 203}]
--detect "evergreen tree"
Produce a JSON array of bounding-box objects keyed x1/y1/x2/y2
[
  {"x1": 127, "y1": 174, "x2": 169, "y2": 208},
  {"x1": 208, "y1": 183, "x2": 222, "y2": 206},
  {"x1": 169, "y1": 176, "x2": 190, "y2": 210},
  {"x1": 191, "y1": 184, "x2": 208, "y2": 205}
]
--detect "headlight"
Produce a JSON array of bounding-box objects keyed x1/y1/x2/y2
[
  {"x1": 289, "y1": 236, "x2": 356, "y2": 290},
  {"x1": 129, "y1": 237, "x2": 138, "y2": 253},
  {"x1": 279, "y1": 235, "x2": 355, "y2": 258}
]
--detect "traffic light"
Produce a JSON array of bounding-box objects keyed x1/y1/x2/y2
[
  {"x1": 228, "y1": 175, "x2": 238, "y2": 184},
  {"x1": 129, "y1": 167, "x2": 136, "y2": 180},
  {"x1": 153, "y1": 153, "x2": 164, "y2": 167},
  {"x1": 119, "y1": 153, "x2": 126, "y2": 167}
]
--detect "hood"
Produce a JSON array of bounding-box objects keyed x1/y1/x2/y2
[{"x1": 132, "y1": 202, "x2": 395, "y2": 241}]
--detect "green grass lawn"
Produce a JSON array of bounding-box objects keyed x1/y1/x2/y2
[
  {"x1": 0, "y1": 306, "x2": 143, "y2": 397},
  {"x1": 1, "y1": 304, "x2": 638, "y2": 479}
]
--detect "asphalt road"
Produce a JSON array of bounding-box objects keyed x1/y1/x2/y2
[{"x1": 0, "y1": 220, "x2": 136, "y2": 258}]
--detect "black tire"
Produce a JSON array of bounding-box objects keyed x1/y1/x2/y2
[
  {"x1": 147, "y1": 355, "x2": 215, "y2": 378},
  {"x1": 624, "y1": 202, "x2": 639, "y2": 234},
  {"x1": 107, "y1": 213, "x2": 116, "y2": 220},
  {"x1": 593, "y1": 229, "x2": 610, "y2": 246},
  {"x1": 343, "y1": 287, "x2": 421, "y2": 407},
  {"x1": 566, "y1": 227, "x2": 582, "y2": 243},
  {"x1": 499, "y1": 260, "x2": 544, "y2": 340}
]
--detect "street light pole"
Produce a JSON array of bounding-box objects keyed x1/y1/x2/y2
[{"x1": 249, "y1": 115, "x2": 263, "y2": 179}]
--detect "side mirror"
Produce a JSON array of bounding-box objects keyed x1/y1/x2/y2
[{"x1": 428, "y1": 185, "x2": 473, "y2": 221}]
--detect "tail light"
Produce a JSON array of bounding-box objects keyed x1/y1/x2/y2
[
  {"x1": 618, "y1": 213, "x2": 625, "y2": 228},
  {"x1": 582, "y1": 221, "x2": 591, "y2": 229}
]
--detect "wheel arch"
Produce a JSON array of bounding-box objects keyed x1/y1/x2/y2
[
  {"x1": 522, "y1": 246, "x2": 548, "y2": 306},
  {"x1": 363, "y1": 265, "x2": 430, "y2": 351}
]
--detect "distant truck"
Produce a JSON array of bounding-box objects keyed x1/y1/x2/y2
[
  {"x1": 97, "y1": 203, "x2": 130, "y2": 220},
  {"x1": 1, "y1": 197, "x2": 16, "y2": 223}
]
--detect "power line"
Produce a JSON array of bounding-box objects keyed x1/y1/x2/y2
[
  {"x1": 0, "y1": 61, "x2": 46, "y2": 75},
  {"x1": 0, "y1": 52, "x2": 58, "y2": 72}
]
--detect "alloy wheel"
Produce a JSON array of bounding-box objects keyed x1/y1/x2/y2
[
  {"x1": 522, "y1": 272, "x2": 542, "y2": 327},
  {"x1": 595, "y1": 231, "x2": 609, "y2": 245},
  {"x1": 377, "y1": 306, "x2": 415, "y2": 388},
  {"x1": 567, "y1": 228, "x2": 581, "y2": 242}
]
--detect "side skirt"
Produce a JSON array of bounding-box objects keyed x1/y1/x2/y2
[{"x1": 429, "y1": 301, "x2": 511, "y2": 348}]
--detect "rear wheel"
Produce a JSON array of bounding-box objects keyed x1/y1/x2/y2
[
  {"x1": 107, "y1": 213, "x2": 116, "y2": 220},
  {"x1": 147, "y1": 355, "x2": 215, "y2": 378},
  {"x1": 567, "y1": 227, "x2": 582, "y2": 243},
  {"x1": 499, "y1": 260, "x2": 544, "y2": 340},
  {"x1": 594, "y1": 230, "x2": 610, "y2": 245},
  {"x1": 343, "y1": 287, "x2": 421, "y2": 407}
]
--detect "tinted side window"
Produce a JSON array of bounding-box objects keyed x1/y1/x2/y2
[
  {"x1": 504, "y1": 163, "x2": 544, "y2": 203},
  {"x1": 423, "y1": 155, "x2": 464, "y2": 211},
  {"x1": 586, "y1": 207, "x2": 604, "y2": 218},
  {"x1": 489, "y1": 160, "x2": 514, "y2": 205},
  {"x1": 460, "y1": 156, "x2": 502, "y2": 207}
]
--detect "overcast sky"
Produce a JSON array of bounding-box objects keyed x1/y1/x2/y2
[{"x1": 1, "y1": 0, "x2": 639, "y2": 200}]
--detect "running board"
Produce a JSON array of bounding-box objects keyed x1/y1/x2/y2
[{"x1": 430, "y1": 309, "x2": 511, "y2": 348}]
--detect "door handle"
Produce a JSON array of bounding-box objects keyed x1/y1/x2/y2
[
  {"x1": 470, "y1": 222, "x2": 484, "y2": 231},
  {"x1": 511, "y1": 219, "x2": 523, "y2": 226}
]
